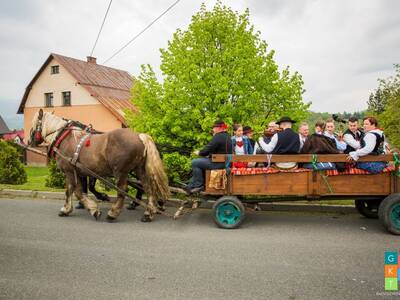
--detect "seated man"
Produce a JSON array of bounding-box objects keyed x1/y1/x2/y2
[
  {"x1": 185, "y1": 120, "x2": 233, "y2": 194},
  {"x1": 347, "y1": 116, "x2": 387, "y2": 174},
  {"x1": 343, "y1": 116, "x2": 364, "y2": 154},
  {"x1": 298, "y1": 122, "x2": 309, "y2": 151},
  {"x1": 257, "y1": 116, "x2": 300, "y2": 154},
  {"x1": 324, "y1": 118, "x2": 347, "y2": 152},
  {"x1": 253, "y1": 121, "x2": 279, "y2": 154}
]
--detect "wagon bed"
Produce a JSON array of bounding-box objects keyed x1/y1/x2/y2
[{"x1": 203, "y1": 154, "x2": 400, "y2": 233}]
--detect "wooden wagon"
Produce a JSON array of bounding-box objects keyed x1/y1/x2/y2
[{"x1": 203, "y1": 154, "x2": 400, "y2": 234}]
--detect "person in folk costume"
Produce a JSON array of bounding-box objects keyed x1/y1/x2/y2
[
  {"x1": 243, "y1": 126, "x2": 255, "y2": 149},
  {"x1": 185, "y1": 120, "x2": 233, "y2": 194},
  {"x1": 253, "y1": 121, "x2": 279, "y2": 154},
  {"x1": 314, "y1": 120, "x2": 326, "y2": 135},
  {"x1": 257, "y1": 116, "x2": 300, "y2": 154},
  {"x1": 346, "y1": 116, "x2": 388, "y2": 174},
  {"x1": 298, "y1": 122, "x2": 309, "y2": 152},
  {"x1": 324, "y1": 118, "x2": 347, "y2": 152},
  {"x1": 343, "y1": 116, "x2": 364, "y2": 154},
  {"x1": 231, "y1": 124, "x2": 253, "y2": 168}
]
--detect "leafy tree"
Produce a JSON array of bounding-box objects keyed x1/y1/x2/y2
[
  {"x1": 0, "y1": 140, "x2": 27, "y2": 184},
  {"x1": 371, "y1": 64, "x2": 400, "y2": 149},
  {"x1": 127, "y1": 2, "x2": 310, "y2": 180}
]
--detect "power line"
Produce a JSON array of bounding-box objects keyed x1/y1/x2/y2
[
  {"x1": 90, "y1": 0, "x2": 113, "y2": 57},
  {"x1": 103, "y1": 0, "x2": 181, "y2": 64}
]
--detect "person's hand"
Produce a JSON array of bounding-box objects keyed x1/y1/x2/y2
[{"x1": 346, "y1": 155, "x2": 354, "y2": 162}]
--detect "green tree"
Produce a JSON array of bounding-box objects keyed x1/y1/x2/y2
[
  {"x1": 127, "y1": 2, "x2": 310, "y2": 180},
  {"x1": 0, "y1": 140, "x2": 27, "y2": 184},
  {"x1": 372, "y1": 64, "x2": 400, "y2": 149}
]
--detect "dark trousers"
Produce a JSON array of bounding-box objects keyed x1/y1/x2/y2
[{"x1": 188, "y1": 158, "x2": 225, "y2": 188}]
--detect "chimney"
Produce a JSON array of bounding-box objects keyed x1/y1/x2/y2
[{"x1": 86, "y1": 56, "x2": 97, "y2": 64}]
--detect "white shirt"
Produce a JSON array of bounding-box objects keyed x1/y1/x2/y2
[
  {"x1": 349, "y1": 129, "x2": 383, "y2": 161},
  {"x1": 343, "y1": 131, "x2": 361, "y2": 150},
  {"x1": 258, "y1": 133, "x2": 278, "y2": 154},
  {"x1": 324, "y1": 132, "x2": 347, "y2": 152}
]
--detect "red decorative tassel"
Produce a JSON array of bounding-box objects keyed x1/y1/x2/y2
[{"x1": 85, "y1": 139, "x2": 91, "y2": 147}]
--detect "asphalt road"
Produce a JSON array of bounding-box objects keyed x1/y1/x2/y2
[{"x1": 0, "y1": 198, "x2": 399, "y2": 300}]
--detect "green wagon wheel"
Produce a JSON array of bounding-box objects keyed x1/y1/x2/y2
[
  {"x1": 390, "y1": 203, "x2": 400, "y2": 230},
  {"x1": 213, "y1": 196, "x2": 245, "y2": 229},
  {"x1": 378, "y1": 193, "x2": 400, "y2": 235}
]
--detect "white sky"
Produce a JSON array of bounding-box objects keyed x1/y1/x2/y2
[{"x1": 0, "y1": 0, "x2": 399, "y2": 123}]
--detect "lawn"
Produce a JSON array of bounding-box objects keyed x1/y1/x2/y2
[{"x1": 0, "y1": 166, "x2": 64, "y2": 192}]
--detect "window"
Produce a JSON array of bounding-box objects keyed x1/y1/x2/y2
[
  {"x1": 62, "y1": 91, "x2": 71, "y2": 106},
  {"x1": 44, "y1": 93, "x2": 53, "y2": 107},
  {"x1": 51, "y1": 65, "x2": 59, "y2": 74}
]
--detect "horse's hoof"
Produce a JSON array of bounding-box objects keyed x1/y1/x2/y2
[
  {"x1": 141, "y1": 215, "x2": 152, "y2": 222},
  {"x1": 106, "y1": 215, "x2": 116, "y2": 223},
  {"x1": 58, "y1": 211, "x2": 68, "y2": 217},
  {"x1": 93, "y1": 210, "x2": 102, "y2": 221}
]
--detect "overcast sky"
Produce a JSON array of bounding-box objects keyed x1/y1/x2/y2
[{"x1": 0, "y1": 0, "x2": 399, "y2": 128}]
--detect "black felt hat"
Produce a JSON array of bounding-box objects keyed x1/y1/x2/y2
[{"x1": 276, "y1": 116, "x2": 297, "y2": 124}]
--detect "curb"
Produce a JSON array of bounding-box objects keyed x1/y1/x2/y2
[{"x1": 0, "y1": 189, "x2": 356, "y2": 214}]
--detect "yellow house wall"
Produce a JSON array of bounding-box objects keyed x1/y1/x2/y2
[{"x1": 25, "y1": 57, "x2": 98, "y2": 107}]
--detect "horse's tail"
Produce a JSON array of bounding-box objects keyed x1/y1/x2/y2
[{"x1": 139, "y1": 133, "x2": 170, "y2": 202}]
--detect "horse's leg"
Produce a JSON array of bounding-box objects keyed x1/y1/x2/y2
[
  {"x1": 58, "y1": 173, "x2": 75, "y2": 217},
  {"x1": 136, "y1": 168, "x2": 157, "y2": 222},
  {"x1": 106, "y1": 174, "x2": 127, "y2": 221},
  {"x1": 74, "y1": 178, "x2": 101, "y2": 220},
  {"x1": 89, "y1": 177, "x2": 110, "y2": 201}
]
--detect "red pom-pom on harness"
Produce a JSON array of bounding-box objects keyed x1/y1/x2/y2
[{"x1": 85, "y1": 139, "x2": 91, "y2": 147}]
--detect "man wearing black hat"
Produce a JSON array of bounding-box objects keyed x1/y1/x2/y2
[
  {"x1": 257, "y1": 116, "x2": 300, "y2": 154},
  {"x1": 185, "y1": 120, "x2": 233, "y2": 194}
]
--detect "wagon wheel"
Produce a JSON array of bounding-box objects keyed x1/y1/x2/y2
[
  {"x1": 212, "y1": 196, "x2": 245, "y2": 229},
  {"x1": 354, "y1": 198, "x2": 382, "y2": 219},
  {"x1": 378, "y1": 193, "x2": 400, "y2": 235}
]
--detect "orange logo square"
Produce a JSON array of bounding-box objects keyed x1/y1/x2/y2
[{"x1": 385, "y1": 265, "x2": 398, "y2": 277}]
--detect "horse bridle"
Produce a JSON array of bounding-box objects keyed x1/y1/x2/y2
[{"x1": 30, "y1": 112, "x2": 69, "y2": 146}]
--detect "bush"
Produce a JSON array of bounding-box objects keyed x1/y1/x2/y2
[
  {"x1": 162, "y1": 152, "x2": 192, "y2": 184},
  {"x1": 0, "y1": 140, "x2": 27, "y2": 184},
  {"x1": 45, "y1": 159, "x2": 65, "y2": 188}
]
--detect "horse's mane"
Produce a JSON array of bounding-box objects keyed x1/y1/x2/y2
[
  {"x1": 301, "y1": 134, "x2": 339, "y2": 154},
  {"x1": 32, "y1": 111, "x2": 79, "y2": 144}
]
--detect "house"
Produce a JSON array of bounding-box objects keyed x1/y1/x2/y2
[
  {"x1": 0, "y1": 115, "x2": 10, "y2": 136},
  {"x1": 2, "y1": 130, "x2": 24, "y2": 143},
  {"x1": 18, "y1": 53, "x2": 136, "y2": 165}
]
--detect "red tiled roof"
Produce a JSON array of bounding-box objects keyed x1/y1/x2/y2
[
  {"x1": 18, "y1": 53, "x2": 136, "y2": 125},
  {"x1": 2, "y1": 130, "x2": 24, "y2": 141}
]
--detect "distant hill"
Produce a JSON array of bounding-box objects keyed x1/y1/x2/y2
[{"x1": 306, "y1": 110, "x2": 366, "y2": 126}]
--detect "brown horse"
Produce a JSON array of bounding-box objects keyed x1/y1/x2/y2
[{"x1": 29, "y1": 109, "x2": 170, "y2": 222}]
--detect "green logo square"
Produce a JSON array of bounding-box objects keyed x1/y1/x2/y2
[{"x1": 385, "y1": 278, "x2": 398, "y2": 291}]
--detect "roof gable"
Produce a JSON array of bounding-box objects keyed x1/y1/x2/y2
[
  {"x1": 0, "y1": 115, "x2": 10, "y2": 134},
  {"x1": 18, "y1": 53, "x2": 136, "y2": 125}
]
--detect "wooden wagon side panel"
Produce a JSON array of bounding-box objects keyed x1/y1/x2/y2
[
  {"x1": 231, "y1": 172, "x2": 309, "y2": 195},
  {"x1": 204, "y1": 171, "x2": 227, "y2": 195},
  {"x1": 316, "y1": 173, "x2": 392, "y2": 196}
]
